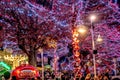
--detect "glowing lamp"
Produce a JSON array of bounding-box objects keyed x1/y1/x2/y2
[
  {"x1": 90, "y1": 14, "x2": 96, "y2": 22},
  {"x1": 77, "y1": 25, "x2": 87, "y2": 35},
  {"x1": 78, "y1": 27, "x2": 86, "y2": 34},
  {"x1": 96, "y1": 34, "x2": 103, "y2": 42}
]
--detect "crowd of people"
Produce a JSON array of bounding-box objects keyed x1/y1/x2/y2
[
  {"x1": 1, "y1": 66, "x2": 120, "y2": 80},
  {"x1": 41, "y1": 66, "x2": 120, "y2": 80}
]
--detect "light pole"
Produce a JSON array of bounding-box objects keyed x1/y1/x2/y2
[
  {"x1": 38, "y1": 48, "x2": 44, "y2": 80},
  {"x1": 113, "y1": 57, "x2": 117, "y2": 76},
  {"x1": 53, "y1": 47, "x2": 58, "y2": 79},
  {"x1": 90, "y1": 14, "x2": 97, "y2": 79}
]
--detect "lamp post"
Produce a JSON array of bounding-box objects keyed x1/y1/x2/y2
[
  {"x1": 96, "y1": 34, "x2": 103, "y2": 43},
  {"x1": 90, "y1": 14, "x2": 97, "y2": 79},
  {"x1": 53, "y1": 47, "x2": 58, "y2": 79},
  {"x1": 113, "y1": 57, "x2": 117, "y2": 76},
  {"x1": 38, "y1": 48, "x2": 44, "y2": 80}
]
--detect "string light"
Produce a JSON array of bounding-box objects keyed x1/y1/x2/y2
[
  {"x1": 4, "y1": 54, "x2": 27, "y2": 61},
  {"x1": 72, "y1": 28, "x2": 80, "y2": 76}
]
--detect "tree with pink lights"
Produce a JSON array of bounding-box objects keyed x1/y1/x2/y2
[
  {"x1": 0, "y1": 0, "x2": 120, "y2": 70},
  {"x1": 0, "y1": 0, "x2": 73, "y2": 66}
]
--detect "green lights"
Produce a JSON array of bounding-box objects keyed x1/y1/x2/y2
[
  {"x1": 0, "y1": 62, "x2": 11, "y2": 70},
  {"x1": 0, "y1": 62, "x2": 11, "y2": 76}
]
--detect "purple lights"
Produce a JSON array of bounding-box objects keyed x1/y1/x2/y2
[{"x1": 0, "y1": 0, "x2": 119, "y2": 70}]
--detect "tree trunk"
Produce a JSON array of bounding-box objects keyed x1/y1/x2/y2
[{"x1": 28, "y1": 52, "x2": 37, "y2": 67}]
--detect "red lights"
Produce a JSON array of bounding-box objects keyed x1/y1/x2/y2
[
  {"x1": 72, "y1": 27, "x2": 81, "y2": 77},
  {"x1": 33, "y1": 70, "x2": 36, "y2": 74},
  {"x1": 16, "y1": 70, "x2": 20, "y2": 74}
]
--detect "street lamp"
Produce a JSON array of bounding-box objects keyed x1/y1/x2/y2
[
  {"x1": 90, "y1": 14, "x2": 97, "y2": 79},
  {"x1": 38, "y1": 48, "x2": 44, "y2": 80},
  {"x1": 113, "y1": 58, "x2": 117, "y2": 76},
  {"x1": 96, "y1": 34, "x2": 103, "y2": 43},
  {"x1": 78, "y1": 25, "x2": 87, "y2": 34},
  {"x1": 90, "y1": 14, "x2": 96, "y2": 23}
]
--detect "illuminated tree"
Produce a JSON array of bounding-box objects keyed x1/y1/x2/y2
[
  {"x1": 0, "y1": 0, "x2": 120, "y2": 69},
  {"x1": 0, "y1": 0, "x2": 73, "y2": 66},
  {"x1": 78, "y1": 0, "x2": 120, "y2": 69}
]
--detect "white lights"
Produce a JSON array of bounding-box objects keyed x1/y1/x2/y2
[
  {"x1": 4, "y1": 55, "x2": 27, "y2": 61},
  {"x1": 78, "y1": 27, "x2": 86, "y2": 34},
  {"x1": 96, "y1": 34, "x2": 103, "y2": 42},
  {"x1": 90, "y1": 14, "x2": 97, "y2": 78},
  {"x1": 77, "y1": 25, "x2": 87, "y2": 34},
  {"x1": 90, "y1": 14, "x2": 96, "y2": 22}
]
